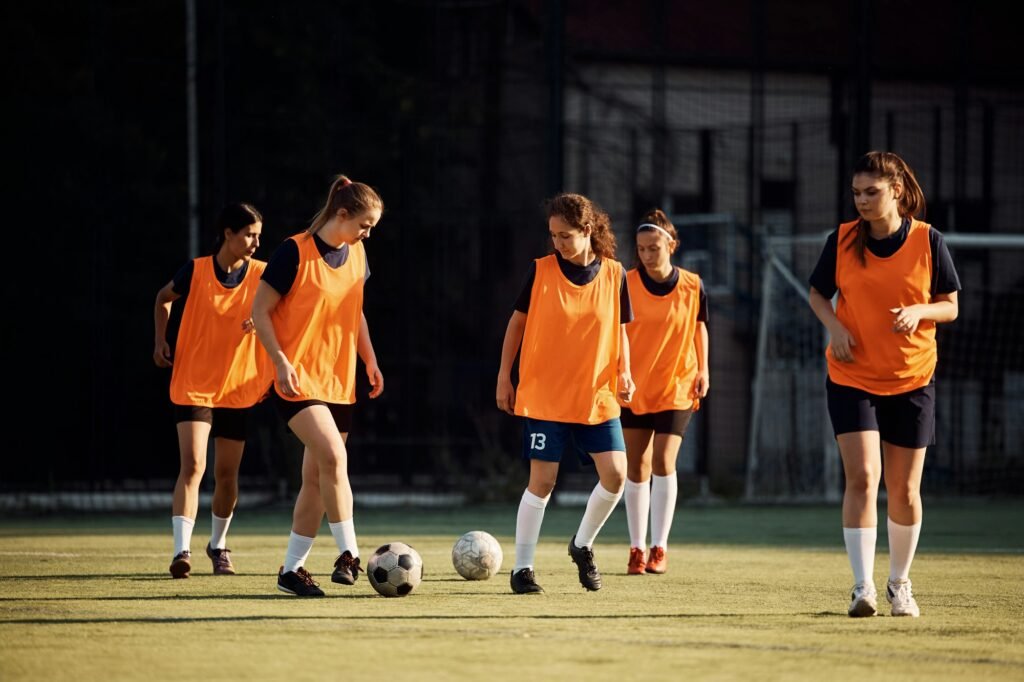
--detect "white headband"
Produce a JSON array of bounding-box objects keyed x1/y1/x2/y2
[{"x1": 637, "y1": 223, "x2": 674, "y2": 240}]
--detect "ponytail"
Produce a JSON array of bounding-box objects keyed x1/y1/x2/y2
[
  {"x1": 636, "y1": 207, "x2": 679, "y2": 256},
  {"x1": 845, "y1": 151, "x2": 926, "y2": 265},
  {"x1": 308, "y1": 174, "x2": 383, "y2": 236},
  {"x1": 212, "y1": 202, "x2": 262, "y2": 253}
]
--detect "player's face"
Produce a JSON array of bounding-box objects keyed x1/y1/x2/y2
[
  {"x1": 225, "y1": 221, "x2": 262, "y2": 261},
  {"x1": 852, "y1": 173, "x2": 901, "y2": 221},
  {"x1": 549, "y1": 215, "x2": 591, "y2": 262},
  {"x1": 636, "y1": 230, "x2": 674, "y2": 272},
  {"x1": 337, "y1": 207, "x2": 382, "y2": 245}
]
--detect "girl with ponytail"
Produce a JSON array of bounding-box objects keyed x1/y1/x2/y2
[
  {"x1": 153, "y1": 202, "x2": 270, "y2": 579},
  {"x1": 618, "y1": 207, "x2": 709, "y2": 576},
  {"x1": 807, "y1": 151, "x2": 961, "y2": 618},
  {"x1": 252, "y1": 175, "x2": 385, "y2": 597}
]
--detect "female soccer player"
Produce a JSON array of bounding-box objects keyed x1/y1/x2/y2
[
  {"x1": 496, "y1": 192, "x2": 634, "y2": 594},
  {"x1": 808, "y1": 151, "x2": 960, "y2": 617},
  {"x1": 619, "y1": 209, "x2": 709, "y2": 575},
  {"x1": 252, "y1": 175, "x2": 384, "y2": 597},
  {"x1": 153, "y1": 203, "x2": 270, "y2": 578}
]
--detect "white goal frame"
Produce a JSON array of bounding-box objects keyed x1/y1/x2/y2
[{"x1": 745, "y1": 231, "x2": 1024, "y2": 502}]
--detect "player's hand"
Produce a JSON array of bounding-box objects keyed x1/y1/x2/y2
[
  {"x1": 241, "y1": 317, "x2": 256, "y2": 334},
  {"x1": 828, "y1": 324, "x2": 857, "y2": 363},
  {"x1": 153, "y1": 340, "x2": 173, "y2": 368},
  {"x1": 496, "y1": 376, "x2": 516, "y2": 415},
  {"x1": 693, "y1": 369, "x2": 710, "y2": 399},
  {"x1": 367, "y1": 363, "x2": 384, "y2": 399},
  {"x1": 617, "y1": 370, "x2": 635, "y2": 403},
  {"x1": 275, "y1": 361, "x2": 301, "y2": 398},
  {"x1": 890, "y1": 306, "x2": 923, "y2": 335}
]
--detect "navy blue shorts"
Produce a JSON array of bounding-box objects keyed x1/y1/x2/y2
[
  {"x1": 619, "y1": 407, "x2": 693, "y2": 436},
  {"x1": 173, "y1": 404, "x2": 249, "y2": 441},
  {"x1": 270, "y1": 391, "x2": 354, "y2": 433},
  {"x1": 826, "y1": 377, "x2": 935, "y2": 449},
  {"x1": 522, "y1": 417, "x2": 626, "y2": 465}
]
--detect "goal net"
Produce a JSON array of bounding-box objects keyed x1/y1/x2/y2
[{"x1": 745, "y1": 232, "x2": 1024, "y2": 501}]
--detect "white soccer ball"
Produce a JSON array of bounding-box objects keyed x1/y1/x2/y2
[
  {"x1": 367, "y1": 542, "x2": 423, "y2": 597},
  {"x1": 451, "y1": 530, "x2": 503, "y2": 580}
]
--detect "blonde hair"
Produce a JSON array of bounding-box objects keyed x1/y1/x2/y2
[{"x1": 307, "y1": 175, "x2": 383, "y2": 236}]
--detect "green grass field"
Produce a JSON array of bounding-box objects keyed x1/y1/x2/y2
[{"x1": 1, "y1": 499, "x2": 1022, "y2": 681}]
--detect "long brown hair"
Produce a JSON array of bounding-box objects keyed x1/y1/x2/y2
[
  {"x1": 636, "y1": 207, "x2": 679, "y2": 261},
  {"x1": 307, "y1": 174, "x2": 383, "y2": 236},
  {"x1": 544, "y1": 193, "x2": 616, "y2": 259},
  {"x1": 845, "y1": 151, "x2": 926, "y2": 265}
]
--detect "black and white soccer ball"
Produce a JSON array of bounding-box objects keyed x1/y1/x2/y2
[
  {"x1": 367, "y1": 542, "x2": 423, "y2": 597},
  {"x1": 451, "y1": 530, "x2": 503, "y2": 580}
]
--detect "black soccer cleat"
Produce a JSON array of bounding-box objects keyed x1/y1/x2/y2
[
  {"x1": 277, "y1": 566, "x2": 325, "y2": 597},
  {"x1": 331, "y1": 551, "x2": 363, "y2": 585},
  {"x1": 568, "y1": 535, "x2": 602, "y2": 591},
  {"x1": 510, "y1": 567, "x2": 545, "y2": 594}
]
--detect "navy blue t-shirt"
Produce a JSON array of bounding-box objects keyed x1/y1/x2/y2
[
  {"x1": 637, "y1": 266, "x2": 709, "y2": 322},
  {"x1": 262, "y1": 233, "x2": 370, "y2": 296},
  {"x1": 808, "y1": 218, "x2": 961, "y2": 299},
  {"x1": 171, "y1": 257, "x2": 250, "y2": 298},
  {"x1": 513, "y1": 253, "x2": 634, "y2": 323}
]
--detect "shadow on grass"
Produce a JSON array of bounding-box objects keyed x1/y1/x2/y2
[{"x1": 0, "y1": 612, "x2": 833, "y2": 625}]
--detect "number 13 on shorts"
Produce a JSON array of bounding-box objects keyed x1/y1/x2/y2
[{"x1": 529, "y1": 432, "x2": 547, "y2": 451}]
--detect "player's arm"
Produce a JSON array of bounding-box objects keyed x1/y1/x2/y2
[
  {"x1": 889, "y1": 291, "x2": 958, "y2": 334},
  {"x1": 496, "y1": 311, "x2": 526, "y2": 414},
  {"x1": 809, "y1": 285, "x2": 856, "y2": 363},
  {"x1": 252, "y1": 281, "x2": 300, "y2": 397},
  {"x1": 358, "y1": 312, "x2": 383, "y2": 399},
  {"x1": 694, "y1": 321, "x2": 709, "y2": 398},
  {"x1": 617, "y1": 324, "x2": 635, "y2": 402},
  {"x1": 153, "y1": 281, "x2": 180, "y2": 368}
]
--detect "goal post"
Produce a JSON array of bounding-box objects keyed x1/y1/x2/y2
[{"x1": 745, "y1": 231, "x2": 1024, "y2": 502}]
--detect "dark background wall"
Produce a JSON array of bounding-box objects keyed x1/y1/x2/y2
[{"x1": 6, "y1": 1, "x2": 1022, "y2": 503}]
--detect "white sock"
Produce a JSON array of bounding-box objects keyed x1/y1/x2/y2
[
  {"x1": 574, "y1": 483, "x2": 623, "y2": 549},
  {"x1": 209, "y1": 512, "x2": 233, "y2": 550},
  {"x1": 328, "y1": 519, "x2": 359, "y2": 558},
  {"x1": 282, "y1": 532, "x2": 316, "y2": 574},
  {"x1": 887, "y1": 517, "x2": 922, "y2": 581},
  {"x1": 650, "y1": 473, "x2": 678, "y2": 549},
  {"x1": 624, "y1": 478, "x2": 650, "y2": 549},
  {"x1": 513, "y1": 490, "x2": 550, "y2": 571},
  {"x1": 172, "y1": 515, "x2": 195, "y2": 557},
  {"x1": 843, "y1": 526, "x2": 877, "y2": 586}
]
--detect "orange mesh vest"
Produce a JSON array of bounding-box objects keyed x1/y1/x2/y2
[
  {"x1": 169, "y1": 256, "x2": 272, "y2": 408},
  {"x1": 270, "y1": 234, "x2": 365, "y2": 404},
  {"x1": 828, "y1": 219, "x2": 937, "y2": 395},
  {"x1": 621, "y1": 267, "x2": 703, "y2": 413},
  {"x1": 515, "y1": 254, "x2": 623, "y2": 424}
]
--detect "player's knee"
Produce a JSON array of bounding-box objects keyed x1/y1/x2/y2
[
  {"x1": 317, "y1": 450, "x2": 347, "y2": 479},
  {"x1": 844, "y1": 470, "x2": 879, "y2": 493},
  {"x1": 888, "y1": 482, "x2": 920, "y2": 509},
  {"x1": 528, "y1": 476, "x2": 557, "y2": 497},
  {"x1": 603, "y1": 468, "x2": 626, "y2": 493},
  {"x1": 178, "y1": 461, "x2": 205, "y2": 483}
]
